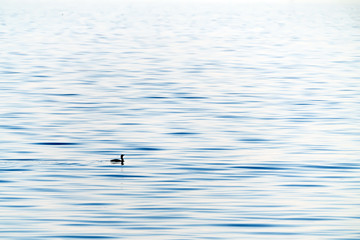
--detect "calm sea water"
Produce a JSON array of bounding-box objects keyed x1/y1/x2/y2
[{"x1": 1, "y1": 0, "x2": 359, "y2": 239}]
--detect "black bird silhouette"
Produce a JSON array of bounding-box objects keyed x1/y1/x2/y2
[{"x1": 111, "y1": 154, "x2": 125, "y2": 165}]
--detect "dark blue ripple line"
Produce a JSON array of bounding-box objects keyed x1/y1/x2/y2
[
  {"x1": 232, "y1": 166, "x2": 285, "y2": 170},
  {"x1": 132, "y1": 147, "x2": 163, "y2": 151},
  {"x1": 302, "y1": 164, "x2": 359, "y2": 170},
  {"x1": 214, "y1": 223, "x2": 287, "y2": 228},
  {"x1": 97, "y1": 174, "x2": 149, "y2": 178},
  {"x1": 47, "y1": 236, "x2": 115, "y2": 239},
  {"x1": 33, "y1": 142, "x2": 80, "y2": 146}
]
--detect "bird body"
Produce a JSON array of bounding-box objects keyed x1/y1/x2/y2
[{"x1": 111, "y1": 154, "x2": 125, "y2": 165}]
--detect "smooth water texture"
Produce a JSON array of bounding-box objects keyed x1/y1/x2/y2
[{"x1": 1, "y1": 0, "x2": 360, "y2": 239}]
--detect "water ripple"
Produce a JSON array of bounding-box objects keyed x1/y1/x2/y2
[{"x1": 0, "y1": 1, "x2": 359, "y2": 239}]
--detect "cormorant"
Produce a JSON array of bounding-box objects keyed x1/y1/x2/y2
[{"x1": 111, "y1": 154, "x2": 124, "y2": 165}]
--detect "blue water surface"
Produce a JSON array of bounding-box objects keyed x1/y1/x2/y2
[{"x1": 1, "y1": 0, "x2": 359, "y2": 239}]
